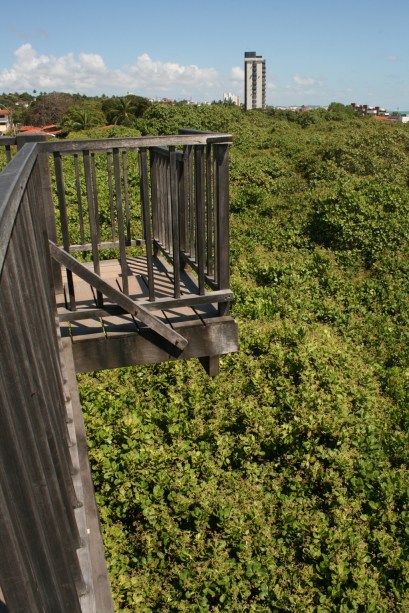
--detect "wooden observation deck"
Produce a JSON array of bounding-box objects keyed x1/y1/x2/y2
[{"x1": 0, "y1": 131, "x2": 238, "y2": 611}]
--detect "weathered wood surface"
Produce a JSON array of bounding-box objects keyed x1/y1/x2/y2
[
  {"x1": 0, "y1": 142, "x2": 113, "y2": 612},
  {"x1": 0, "y1": 130, "x2": 237, "y2": 609},
  {"x1": 62, "y1": 341, "x2": 115, "y2": 613},
  {"x1": 56, "y1": 253, "x2": 238, "y2": 372},
  {"x1": 39, "y1": 133, "x2": 233, "y2": 155},
  {"x1": 51, "y1": 243, "x2": 189, "y2": 351},
  {"x1": 0, "y1": 143, "x2": 38, "y2": 271},
  {"x1": 68, "y1": 317, "x2": 238, "y2": 373},
  {"x1": 0, "y1": 156, "x2": 84, "y2": 611}
]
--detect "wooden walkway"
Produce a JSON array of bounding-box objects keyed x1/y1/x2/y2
[
  {"x1": 57, "y1": 255, "x2": 237, "y2": 376},
  {"x1": 0, "y1": 132, "x2": 237, "y2": 611}
]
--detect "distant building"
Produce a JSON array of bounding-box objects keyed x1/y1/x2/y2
[
  {"x1": 0, "y1": 110, "x2": 12, "y2": 134},
  {"x1": 351, "y1": 103, "x2": 389, "y2": 117},
  {"x1": 244, "y1": 52, "x2": 266, "y2": 110},
  {"x1": 223, "y1": 92, "x2": 240, "y2": 106}
]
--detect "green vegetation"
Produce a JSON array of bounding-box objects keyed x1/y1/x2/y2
[
  {"x1": 0, "y1": 91, "x2": 153, "y2": 132},
  {"x1": 77, "y1": 107, "x2": 409, "y2": 611},
  {"x1": 2, "y1": 100, "x2": 409, "y2": 610}
]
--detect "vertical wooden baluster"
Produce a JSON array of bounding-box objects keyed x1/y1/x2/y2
[
  {"x1": 206, "y1": 143, "x2": 213, "y2": 277},
  {"x1": 214, "y1": 144, "x2": 230, "y2": 314},
  {"x1": 74, "y1": 154, "x2": 85, "y2": 247},
  {"x1": 113, "y1": 147, "x2": 129, "y2": 295},
  {"x1": 106, "y1": 152, "x2": 116, "y2": 243},
  {"x1": 150, "y1": 150, "x2": 159, "y2": 255},
  {"x1": 53, "y1": 152, "x2": 76, "y2": 310},
  {"x1": 169, "y1": 147, "x2": 180, "y2": 298},
  {"x1": 160, "y1": 156, "x2": 166, "y2": 249},
  {"x1": 90, "y1": 152, "x2": 100, "y2": 243},
  {"x1": 139, "y1": 148, "x2": 155, "y2": 301},
  {"x1": 165, "y1": 157, "x2": 173, "y2": 257},
  {"x1": 187, "y1": 146, "x2": 195, "y2": 259},
  {"x1": 178, "y1": 152, "x2": 186, "y2": 256},
  {"x1": 83, "y1": 149, "x2": 102, "y2": 306},
  {"x1": 122, "y1": 151, "x2": 131, "y2": 242},
  {"x1": 195, "y1": 145, "x2": 205, "y2": 295}
]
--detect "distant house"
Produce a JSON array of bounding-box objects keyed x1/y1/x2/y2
[
  {"x1": 351, "y1": 103, "x2": 389, "y2": 117},
  {"x1": 0, "y1": 110, "x2": 12, "y2": 134},
  {"x1": 17, "y1": 124, "x2": 61, "y2": 137}
]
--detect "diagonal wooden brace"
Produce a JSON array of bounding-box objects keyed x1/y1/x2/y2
[{"x1": 49, "y1": 241, "x2": 188, "y2": 351}]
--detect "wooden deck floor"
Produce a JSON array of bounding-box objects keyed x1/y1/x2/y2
[{"x1": 56, "y1": 256, "x2": 238, "y2": 374}]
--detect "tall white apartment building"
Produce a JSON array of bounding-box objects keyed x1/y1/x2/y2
[{"x1": 244, "y1": 51, "x2": 266, "y2": 110}]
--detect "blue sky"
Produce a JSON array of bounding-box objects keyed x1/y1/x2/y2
[{"x1": 0, "y1": 0, "x2": 408, "y2": 110}]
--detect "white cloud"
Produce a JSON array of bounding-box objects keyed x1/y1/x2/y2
[
  {"x1": 386, "y1": 54, "x2": 399, "y2": 62},
  {"x1": 292, "y1": 74, "x2": 323, "y2": 88},
  {"x1": 0, "y1": 45, "x2": 220, "y2": 98},
  {"x1": 125, "y1": 53, "x2": 219, "y2": 91},
  {"x1": 230, "y1": 66, "x2": 244, "y2": 81}
]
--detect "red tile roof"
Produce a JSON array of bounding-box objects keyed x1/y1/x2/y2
[{"x1": 17, "y1": 125, "x2": 61, "y2": 136}]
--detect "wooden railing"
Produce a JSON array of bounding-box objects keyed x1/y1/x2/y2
[
  {"x1": 43, "y1": 132, "x2": 232, "y2": 316},
  {"x1": 149, "y1": 134, "x2": 230, "y2": 306},
  {"x1": 0, "y1": 130, "x2": 233, "y2": 611},
  {"x1": 0, "y1": 145, "x2": 92, "y2": 611}
]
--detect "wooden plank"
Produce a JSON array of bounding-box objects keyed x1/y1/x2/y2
[
  {"x1": 74, "y1": 153, "x2": 86, "y2": 245},
  {"x1": 50, "y1": 242, "x2": 188, "y2": 350},
  {"x1": 122, "y1": 151, "x2": 131, "y2": 242},
  {"x1": 70, "y1": 317, "x2": 239, "y2": 373},
  {"x1": 139, "y1": 148, "x2": 155, "y2": 300},
  {"x1": 0, "y1": 252, "x2": 83, "y2": 610},
  {"x1": 53, "y1": 151, "x2": 76, "y2": 310},
  {"x1": 69, "y1": 317, "x2": 106, "y2": 341},
  {"x1": 113, "y1": 147, "x2": 129, "y2": 295},
  {"x1": 187, "y1": 145, "x2": 195, "y2": 259},
  {"x1": 40, "y1": 134, "x2": 233, "y2": 156},
  {"x1": 101, "y1": 312, "x2": 139, "y2": 336},
  {"x1": 150, "y1": 149, "x2": 159, "y2": 253},
  {"x1": 206, "y1": 144, "x2": 213, "y2": 276},
  {"x1": 90, "y1": 153, "x2": 101, "y2": 243},
  {"x1": 68, "y1": 238, "x2": 144, "y2": 253},
  {"x1": 106, "y1": 152, "x2": 116, "y2": 242},
  {"x1": 165, "y1": 159, "x2": 172, "y2": 255},
  {"x1": 214, "y1": 143, "x2": 230, "y2": 315},
  {"x1": 37, "y1": 150, "x2": 63, "y2": 293},
  {"x1": 23, "y1": 179, "x2": 81, "y2": 487},
  {"x1": 0, "y1": 477, "x2": 43, "y2": 611},
  {"x1": 83, "y1": 149, "x2": 102, "y2": 305},
  {"x1": 169, "y1": 147, "x2": 181, "y2": 298},
  {"x1": 195, "y1": 145, "x2": 206, "y2": 295},
  {"x1": 138, "y1": 289, "x2": 233, "y2": 312},
  {"x1": 62, "y1": 342, "x2": 115, "y2": 613},
  {"x1": 178, "y1": 153, "x2": 187, "y2": 254},
  {"x1": 59, "y1": 307, "x2": 113, "y2": 322},
  {"x1": 18, "y1": 197, "x2": 84, "y2": 517}
]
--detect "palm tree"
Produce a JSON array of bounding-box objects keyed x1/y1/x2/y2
[
  {"x1": 107, "y1": 97, "x2": 137, "y2": 126},
  {"x1": 61, "y1": 108, "x2": 105, "y2": 132}
]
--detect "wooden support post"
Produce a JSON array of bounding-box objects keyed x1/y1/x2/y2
[{"x1": 199, "y1": 355, "x2": 220, "y2": 378}]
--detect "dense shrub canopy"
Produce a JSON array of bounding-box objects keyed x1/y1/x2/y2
[{"x1": 3, "y1": 103, "x2": 407, "y2": 611}]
